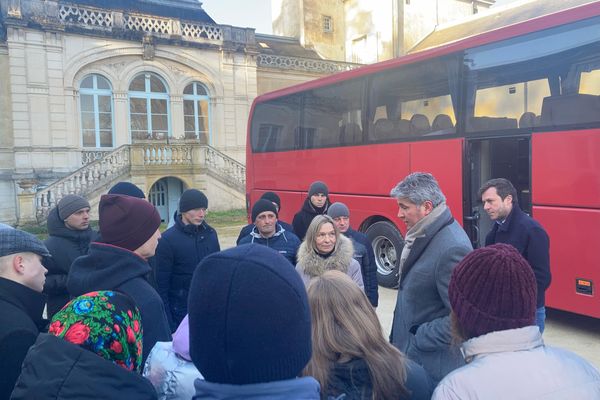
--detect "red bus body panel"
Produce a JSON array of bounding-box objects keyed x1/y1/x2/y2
[{"x1": 532, "y1": 130, "x2": 600, "y2": 317}]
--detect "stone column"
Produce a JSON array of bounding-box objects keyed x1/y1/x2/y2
[{"x1": 16, "y1": 178, "x2": 37, "y2": 225}]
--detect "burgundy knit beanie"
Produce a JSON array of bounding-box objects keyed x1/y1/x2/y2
[
  {"x1": 449, "y1": 243, "x2": 537, "y2": 338},
  {"x1": 99, "y1": 194, "x2": 161, "y2": 252}
]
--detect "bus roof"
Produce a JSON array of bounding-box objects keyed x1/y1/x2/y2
[{"x1": 254, "y1": 0, "x2": 600, "y2": 103}]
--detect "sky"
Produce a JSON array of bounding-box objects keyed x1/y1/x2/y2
[{"x1": 202, "y1": 0, "x2": 273, "y2": 34}]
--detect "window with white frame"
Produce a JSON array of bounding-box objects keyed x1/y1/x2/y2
[
  {"x1": 183, "y1": 82, "x2": 210, "y2": 143},
  {"x1": 323, "y1": 15, "x2": 333, "y2": 33},
  {"x1": 80, "y1": 74, "x2": 114, "y2": 148},
  {"x1": 129, "y1": 72, "x2": 170, "y2": 140}
]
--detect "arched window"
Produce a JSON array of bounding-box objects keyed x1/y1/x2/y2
[
  {"x1": 129, "y1": 72, "x2": 170, "y2": 140},
  {"x1": 183, "y1": 82, "x2": 210, "y2": 143},
  {"x1": 80, "y1": 74, "x2": 113, "y2": 148}
]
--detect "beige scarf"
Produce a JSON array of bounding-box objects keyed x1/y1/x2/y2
[{"x1": 398, "y1": 202, "x2": 448, "y2": 282}]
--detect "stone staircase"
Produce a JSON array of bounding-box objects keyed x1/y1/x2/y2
[{"x1": 33, "y1": 144, "x2": 245, "y2": 223}]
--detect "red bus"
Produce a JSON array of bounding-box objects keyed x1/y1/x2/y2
[{"x1": 246, "y1": 2, "x2": 600, "y2": 318}]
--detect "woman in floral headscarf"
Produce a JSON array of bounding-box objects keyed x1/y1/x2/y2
[{"x1": 10, "y1": 291, "x2": 157, "y2": 399}]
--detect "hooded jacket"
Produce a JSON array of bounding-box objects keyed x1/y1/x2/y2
[
  {"x1": 292, "y1": 197, "x2": 330, "y2": 240},
  {"x1": 66, "y1": 242, "x2": 171, "y2": 364},
  {"x1": 155, "y1": 213, "x2": 220, "y2": 331},
  {"x1": 238, "y1": 223, "x2": 301, "y2": 265},
  {"x1": 11, "y1": 333, "x2": 157, "y2": 400},
  {"x1": 432, "y1": 326, "x2": 600, "y2": 399},
  {"x1": 295, "y1": 234, "x2": 364, "y2": 289},
  {"x1": 43, "y1": 206, "x2": 95, "y2": 317},
  {"x1": 192, "y1": 376, "x2": 321, "y2": 400},
  {"x1": 0, "y1": 278, "x2": 46, "y2": 399}
]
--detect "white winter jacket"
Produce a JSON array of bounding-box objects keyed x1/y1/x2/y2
[{"x1": 432, "y1": 326, "x2": 600, "y2": 399}]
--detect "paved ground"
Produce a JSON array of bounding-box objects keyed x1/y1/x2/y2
[{"x1": 217, "y1": 224, "x2": 600, "y2": 370}]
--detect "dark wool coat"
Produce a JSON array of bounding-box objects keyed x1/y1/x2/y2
[
  {"x1": 0, "y1": 278, "x2": 46, "y2": 399},
  {"x1": 485, "y1": 204, "x2": 551, "y2": 308},
  {"x1": 11, "y1": 334, "x2": 157, "y2": 400},
  {"x1": 390, "y1": 208, "x2": 472, "y2": 385},
  {"x1": 66, "y1": 243, "x2": 171, "y2": 364},
  {"x1": 292, "y1": 197, "x2": 331, "y2": 241},
  {"x1": 345, "y1": 228, "x2": 378, "y2": 307},
  {"x1": 44, "y1": 207, "x2": 95, "y2": 317},
  {"x1": 238, "y1": 223, "x2": 301, "y2": 265},
  {"x1": 236, "y1": 220, "x2": 295, "y2": 245},
  {"x1": 155, "y1": 214, "x2": 220, "y2": 331},
  {"x1": 327, "y1": 358, "x2": 432, "y2": 400}
]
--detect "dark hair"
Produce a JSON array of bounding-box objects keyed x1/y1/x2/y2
[{"x1": 478, "y1": 178, "x2": 518, "y2": 204}]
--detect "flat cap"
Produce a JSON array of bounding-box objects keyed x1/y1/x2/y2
[{"x1": 0, "y1": 229, "x2": 50, "y2": 258}]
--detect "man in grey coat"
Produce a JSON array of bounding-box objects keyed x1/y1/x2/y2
[{"x1": 389, "y1": 172, "x2": 472, "y2": 385}]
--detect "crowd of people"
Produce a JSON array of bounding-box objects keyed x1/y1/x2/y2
[{"x1": 0, "y1": 174, "x2": 599, "y2": 399}]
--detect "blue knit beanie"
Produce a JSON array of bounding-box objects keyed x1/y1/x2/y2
[
  {"x1": 108, "y1": 182, "x2": 145, "y2": 199},
  {"x1": 188, "y1": 244, "x2": 312, "y2": 384}
]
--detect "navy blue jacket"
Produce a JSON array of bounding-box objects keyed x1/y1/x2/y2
[
  {"x1": 236, "y1": 220, "x2": 295, "y2": 245},
  {"x1": 44, "y1": 207, "x2": 95, "y2": 318},
  {"x1": 155, "y1": 214, "x2": 220, "y2": 331},
  {"x1": 345, "y1": 228, "x2": 378, "y2": 307},
  {"x1": 238, "y1": 223, "x2": 301, "y2": 265},
  {"x1": 485, "y1": 204, "x2": 551, "y2": 308},
  {"x1": 66, "y1": 242, "x2": 172, "y2": 364}
]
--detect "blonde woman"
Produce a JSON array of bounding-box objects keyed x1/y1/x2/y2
[
  {"x1": 295, "y1": 215, "x2": 363, "y2": 289},
  {"x1": 304, "y1": 271, "x2": 432, "y2": 399}
]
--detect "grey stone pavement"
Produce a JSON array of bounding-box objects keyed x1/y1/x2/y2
[{"x1": 217, "y1": 224, "x2": 600, "y2": 370}]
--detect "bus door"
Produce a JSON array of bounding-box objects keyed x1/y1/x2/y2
[{"x1": 463, "y1": 136, "x2": 531, "y2": 248}]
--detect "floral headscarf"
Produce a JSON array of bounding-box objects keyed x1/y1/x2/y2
[{"x1": 49, "y1": 290, "x2": 144, "y2": 373}]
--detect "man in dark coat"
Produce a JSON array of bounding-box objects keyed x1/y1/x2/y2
[
  {"x1": 44, "y1": 194, "x2": 95, "y2": 317},
  {"x1": 236, "y1": 192, "x2": 295, "y2": 244},
  {"x1": 479, "y1": 178, "x2": 551, "y2": 332},
  {"x1": 327, "y1": 202, "x2": 378, "y2": 307},
  {"x1": 238, "y1": 199, "x2": 301, "y2": 265},
  {"x1": 155, "y1": 189, "x2": 220, "y2": 331},
  {"x1": 0, "y1": 228, "x2": 50, "y2": 399},
  {"x1": 67, "y1": 194, "x2": 171, "y2": 364},
  {"x1": 389, "y1": 172, "x2": 472, "y2": 385},
  {"x1": 292, "y1": 181, "x2": 331, "y2": 240}
]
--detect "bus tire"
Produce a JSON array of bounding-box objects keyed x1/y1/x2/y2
[{"x1": 365, "y1": 221, "x2": 404, "y2": 289}]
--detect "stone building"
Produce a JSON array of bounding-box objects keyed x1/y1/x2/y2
[
  {"x1": 0, "y1": 0, "x2": 355, "y2": 225},
  {"x1": 272, "y1": 0, "x2": 495, "y2": 63}
]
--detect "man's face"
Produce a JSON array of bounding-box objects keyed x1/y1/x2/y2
[
  {"x1": 64, "y1": 207, "x2": 90, "y2": 230},
  {"x1": 20, "y1": 253, "x2": 47, "y2": 292},
  {"x1": 396, "y1": 198, "x2": 430, "y2": 231},
  {"x1": 181, "y1": 208, "x2": 207, "y2": 226},
  {"x1": 255, "y1": 211, "x2": 277, "y2": 238},
  {"x1": 332, "y1": 216, "x2": 350, "y2": 233},
  {"x1": 482, "y1": 187, "x2": 513, "y2": 221},
  {"x1": 315, "y1": 222, "x2": 336, "y2": 254},
  {"x1": 134, "y1": 228, "x2": 161, "y2": 259},
  {"x1": 310, "y1": 193, "x2": 327, "y2": 208}
]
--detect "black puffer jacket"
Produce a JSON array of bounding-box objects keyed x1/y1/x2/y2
[
  {"x1": 67, "y1": 243, "x2": 171, "y2": 364},
  {"x1": 43, "y1": 207, "x2": 95, "y2": 317},
  {"x1": 11, "y1": 334, "x2": 157, "y2": 399},
  {"x1": 292, "y1": 197, "x2": 330, "y2": 240}
]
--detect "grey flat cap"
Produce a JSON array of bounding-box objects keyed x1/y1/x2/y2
[{"x1": 0, "y1": 229, "x2": 51, "y2": 258}]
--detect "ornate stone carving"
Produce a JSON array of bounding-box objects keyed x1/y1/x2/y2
[{"x1": 142, "y1": 34, "x2": 155, "y2": 60}]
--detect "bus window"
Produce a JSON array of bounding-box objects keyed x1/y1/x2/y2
[
  {"x1": 369, "y1": 56, "x2": 459, "y2": 142},
  {"x1": 250, "y1": 93, "x2": 301, "y2": 152},
  {"x1": 302, "y1": 78, "x2": 365, "y2": 148},
  {"x1": 466, "y1": 15, "x2": 600, "y2": 131}
]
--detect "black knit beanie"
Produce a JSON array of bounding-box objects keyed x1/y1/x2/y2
[
  {"x1": 188, "y1": 244, "x2": 312, "y2": 385},
  {"x1": 251, "y1": 199, "x2": 278, "y2": 222},
  {"x1": 179, "y1": 189, "x2": 208, "y2": 213},
  {"x1": 261, "y1": 192, "x2": 281, "y2": 211},
  {"x1": 108, "y1": 182, "x2": 145, "y2": 199},
  {"x1": 308, "y1": 181, "x2": 329, "y2": 197},
  {"x1": 449, "y1": 243, "x2": 537, "y2": 338}
]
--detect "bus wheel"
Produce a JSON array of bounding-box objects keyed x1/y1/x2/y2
[{"x1": 366, "y1": 221, "x2": 404, "y2": 289}]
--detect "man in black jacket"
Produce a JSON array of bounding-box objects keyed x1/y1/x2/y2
[
  {"x1": 67, "y1": 194, "x2": 171, "y2": 363},
  {"x1": 292, "y1": 181, "x2": 331, "y2": 240},
  {"x1": 44, "y1": 194, "x2": 95, "y2": 317},
  {"x1": 479, "y1": 178, "x2": 551, "y2": 333},
  {"x1": 327, "y1": 202, "x2": 378, "y2": 307},
  {"x1": 0, "y1": 228, "x2": 49, "y2": 398}
]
